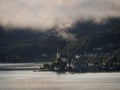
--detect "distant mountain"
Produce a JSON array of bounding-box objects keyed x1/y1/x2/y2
[
  {"x1": 0, "y1": 26, "x2": 67, "y2": 62},
  {"x1": 0, "y1": 17, "x2": 120, "y2": 62},
  {"x1": 63, "y1": 17, "x2": 120, "y2": 55}
]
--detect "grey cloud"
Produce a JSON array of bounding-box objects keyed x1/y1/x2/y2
[
  {"x1": 0, "y1": 0, "x2": 120, "y2": 28},
  {"x1": 0, "y1": 0, "x2": 120, "y2": 40}
]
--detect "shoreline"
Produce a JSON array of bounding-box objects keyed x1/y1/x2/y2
[{"x1": 0, "y1": 63, "x2": 120, "y2": 73}]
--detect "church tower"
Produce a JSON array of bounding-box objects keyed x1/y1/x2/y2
[{"x1": 56, "y1": 48, "x2": 61, "y2": 59}]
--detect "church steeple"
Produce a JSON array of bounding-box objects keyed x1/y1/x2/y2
[{"x1": 56, "y1": 48, "x2": 61, "y2": 59}]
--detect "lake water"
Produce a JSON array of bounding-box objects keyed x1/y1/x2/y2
[{"x1": 0, "y1": 71, "x2": 120, "y2": 90}]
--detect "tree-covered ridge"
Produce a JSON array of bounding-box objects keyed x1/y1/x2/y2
[{"x1": 0, "y1": 17, "x2": 120, "y2": 63}]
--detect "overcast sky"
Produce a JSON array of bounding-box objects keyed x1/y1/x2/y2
[{"x1": 0, "y1": 0, "x2": 120, "y2": 29}]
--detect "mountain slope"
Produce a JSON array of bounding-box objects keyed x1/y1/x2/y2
[{"x1": 0, "y1": 17, "x2": 120, "y2": 62}]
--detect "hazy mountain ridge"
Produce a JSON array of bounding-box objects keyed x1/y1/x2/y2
[{"x1": 0, "y1": 17, "x2": 120, "y2": 62}]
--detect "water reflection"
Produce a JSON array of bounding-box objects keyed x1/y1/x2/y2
[{"x1": 0, "y1": 71, "x2": 120, "y2": 90}]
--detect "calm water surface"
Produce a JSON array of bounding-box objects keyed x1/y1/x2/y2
[{"x1": 0, "y1": 71, "x2": 120, "y2": 90}]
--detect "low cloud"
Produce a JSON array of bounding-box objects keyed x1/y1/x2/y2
[{"x1": 0, "y1": 0, "x2": 120, "y2": 40}]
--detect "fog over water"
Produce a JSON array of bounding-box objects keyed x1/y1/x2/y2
[{"x1": 0, "y1": 71, "x2": 120, "y2": 90}]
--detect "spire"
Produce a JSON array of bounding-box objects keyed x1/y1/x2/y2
[{"x1": 57, "y1": 48, "x2": 61, "y2": 59}]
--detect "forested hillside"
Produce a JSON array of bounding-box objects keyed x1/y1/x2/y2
[{"x1": 0, "y1": 17, "x2": 120, "y2": 63}]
